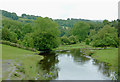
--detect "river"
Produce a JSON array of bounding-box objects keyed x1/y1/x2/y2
[{"x1": 38, "y1": 49, "x2": 117, "y2": 80}]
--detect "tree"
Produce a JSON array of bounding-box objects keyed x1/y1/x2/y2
[
  {"x1": 88, "y1": 29, "x2": 96, "y2": 41},
  {"x1": 9, "y1": 32, "x2": 17, "y2": 43},
  {"x1": 103, "y1": 20, "x2": 109, "y2": 25},
  {"x1": 92, "y1": 25, "x2": 118, "y2": 47},
  {"x1": 0, "y1": 29, "x2": 2, "y2": 40},
  {"x1": 71, "y1": 21, "x2": 90, "y2": 42},
  {"x1": 33, "y1": 17, "x2": 60, "y2": 51},
  {"x1": 85, "y1": 39, "x2": 90, "y2": 45},
  {"x1": 61, "y1": 36, "x2": 70, "y2": 45},
  {"x1": 2, "y1": 27, "x2": 18, "y2": 43},
  {"x1": 2, "y1": 27, "x2": 11, "y2": 41},
  {"x1": 22, "y1": 23, "x2": 32, "y2": 35},
  {"x1": 69, "y1": 35, "x2": 78, "y2": 44},
  {"x1": 2, "y1": 18, "x2": 23, "y2": 40},
  {"x1": 2, "y1": 10, "x2": 18, "y2": 20},
  {"x1": 22, "y1": 33, "x2": 34, "y2": 47}
]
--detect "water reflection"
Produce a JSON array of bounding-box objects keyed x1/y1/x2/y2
[
  {"x1": 38, "y1": 49, "x2": 117, "y2": 80},
  {"x1": 70, "y1": 49, "x2": 90, "y2": 65},
  {"x1": 39, "y1": 52, "x2": 59, "y2": 80},
  {"x1": 92, "y1": 59, "x2": 117, "y2": 80}
]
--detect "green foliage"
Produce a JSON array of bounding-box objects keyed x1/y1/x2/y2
[
  {"x1": 22, "y1": 33, "x2": 34, "y2": 48},
  {"x1": 2, "y1": 18, "x2": 23, "y2": 40},
  {"x1": 0, "y1": 29, "x2": 2, "y2": 40},
  {"x1": 21, "y1": 14, "x2": 39, "y2": 20},
  {"x1": 61, "y1": 36, "x2": 70, "y2": 45},
  {"x1": 18, "y1": 18, "x2": 33, "y2": 24},
  {"x1": 103, "y1": 20, "x2": 109, "y2": 25},
  {"x1": 33, "y1": 32, "x2": 60, "y2": 51},
  {"x1": 22, "y1": 23, "x2": 32, "y2": 35},
  {"x1": 110, "y1": 20, "x2": 118, "y2": 28},
  {"x1": 59, "y1": 26, "x2": 71, "y2": 37},
  {"x1": 72, "y1": 21, "x2": 90, "y2": 42},
  {"x1": 2, "y1": 10, "x2": 119, "y2": 51},
  {"x1": 55, "y1": 18, "x2": 90, "y2": 28},
  {"x1": 92, "y1": 25, "x2": 118, "y2": 47},
  {"x1": 2, "y1": 18, "x2": 22, "y2": 30},
  {"x1": 61, "y1": 35, "x2": 78, "y2": 45},
  {"x1": 2, "y1": 10, "x2": 18, "y2": 20},
  {"x1": 88, "y1": 29, "x2": 96, "y2": 41},
  {"x1": 1, "y1": 40, "x2": 36, "y2": 51},
  {"x1": 69, "y1": 35, "x2": 78, "y2": 44},
  {"x1": 85, "y1": 39, "x2": 90, "y2": 45},
  {"x1": 88, "y1": 21, "x2": 104, "y2": 31},
  {"x1": 33, "y1": 17, "x2": 60, "y2": 50},
  {"x1": 9, "y1": 32, "x2": 17, "y2": 43},
  {"x1": 2, "y1": 27, "x2": 11, "y2": 41}
]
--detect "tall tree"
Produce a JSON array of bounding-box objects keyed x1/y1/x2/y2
[
  {"x1": 33, "y1": 17, "x2": 60, "y2": 51},
  {"x1": 92, "y1": 25, "x2": 118, "y2": 47},
  {"x1": 71, "y1": 21, "x2": 90, "y2": 42}
]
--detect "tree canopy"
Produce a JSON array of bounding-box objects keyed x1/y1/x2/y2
[
  {"x1": 92, "y1": 25, "x2": 118, "y2": 47},
  {"x1": 32, "y1": 17, "x2": 60, "y2": 50},
  {"x1": 1, "y1": 10, "x2": 119, "y2": 51},
  {"x1": 71, "y1": 21, "x2": 90, "y2": 42}
]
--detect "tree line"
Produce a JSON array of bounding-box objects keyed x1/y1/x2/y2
[{"x1": 1, "y1": 10, "x2": 119, "y2": 51}]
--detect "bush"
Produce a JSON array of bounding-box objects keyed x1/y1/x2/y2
[
  {"x1": 71, "y1": 21, "x2": 90, "y2": 42},
  {"x1": 85, "y1": 39, "x2": 90, "y2": 45},
  {"x1": 69, "y1": 35, "x2": 78, "y2": 44},
  {"x1": 1, "y1": 40, "x2": 36, "y2": 52},
  {"x1": 33, "y1": 32, "x2": 60, "y2": 51},
  {"x1": 91, "y1": 25, "x2": 118, "y2": 47},
  {"x1": 22, "y1": 33, "x2": 34, "y2": 48},
  {"x1": 61, "y1": 36, "x2": 70, "y2": 45},
  {"x1": 9, "y1": 32, "x2": 18, "y2": 43},
  {"x1": 33, "y1": 17, "x2": 60, "y2": 51},
  {"x1": 2, "y1": 27, "x2": 11, "y2": 41}
]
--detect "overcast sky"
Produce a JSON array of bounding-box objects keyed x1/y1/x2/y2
[{"x1": 0, "y1": 0, "x2": 119, "y2": 20}]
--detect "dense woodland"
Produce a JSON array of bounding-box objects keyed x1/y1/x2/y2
[{"x1": 0, "y1": 10, "x2": 119, "y2": 51}]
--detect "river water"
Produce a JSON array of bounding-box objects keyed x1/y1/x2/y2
[{"x1": 38, "y1": 49, "x2": 117, "y2": 80}]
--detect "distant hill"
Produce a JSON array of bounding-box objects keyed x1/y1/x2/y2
[
  {"x1": 0, "y1": 10, "x2": 18, "y2": 20},
  {"x1": 1, "y1": 10, "x2": 103, "y2": 28}
]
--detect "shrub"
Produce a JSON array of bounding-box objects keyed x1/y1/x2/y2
[
  {"x1": 92, "y1": 25, "x2": 118, "y2": 47},
  {"x1": 61, "y1": 36, "x2": 70, "y2": 45},
  {"x1": 1, "y1": 40, "x2": 36, "y2": 52},
  {"x1": 69, "y1": 35, "x2": 78, "y2": 44},
  {"x1": 85, "y1": 39, "x2": 90, "y2": 45}
]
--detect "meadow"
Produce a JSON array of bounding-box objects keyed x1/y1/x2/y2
[{"x1": 2, "y1": 44, "x2": 44, "y2": 80}]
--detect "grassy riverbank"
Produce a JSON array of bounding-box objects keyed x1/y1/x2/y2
[
  {"x1": 53, "y1": 42, "x2": 93, "y2": 50},
  {"x1": 92, "y1": 48, "x2": 118, "y2": 71},
  {"x1": 2, "y1": 44, "x2": 44, "y2": 80},
  {"x1": 54, "y1": 43, "x2": 118, "y2": 72}
]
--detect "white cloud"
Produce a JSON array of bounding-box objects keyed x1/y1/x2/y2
[{"x1": 0, "y1": 0, "x2": 119, "y2": 20}]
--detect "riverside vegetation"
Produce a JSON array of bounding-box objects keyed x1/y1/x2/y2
[{"x1": 0, "y1": 10, "x2": 119, "y2": 80}]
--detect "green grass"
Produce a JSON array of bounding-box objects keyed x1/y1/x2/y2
[
  {"x1": 92, "y1": 48, "x2": 118, "y2": 71},
  {"x1": 2, "y1": 44, "x2": 44, "y2": 80},
  {"x1": 53, "y1": 42, "x2": 93, "y2": 50}
]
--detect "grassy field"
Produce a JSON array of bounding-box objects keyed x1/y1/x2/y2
[
  {"x1": 92, "y1": 48, "x2": 118, "y2": 71},
  {"x1": 1, "y1": 44, "x2": 44, "y2": 80},
  {"x1": 53, "y1": 42, "x2": 93, "y2": 50}
]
